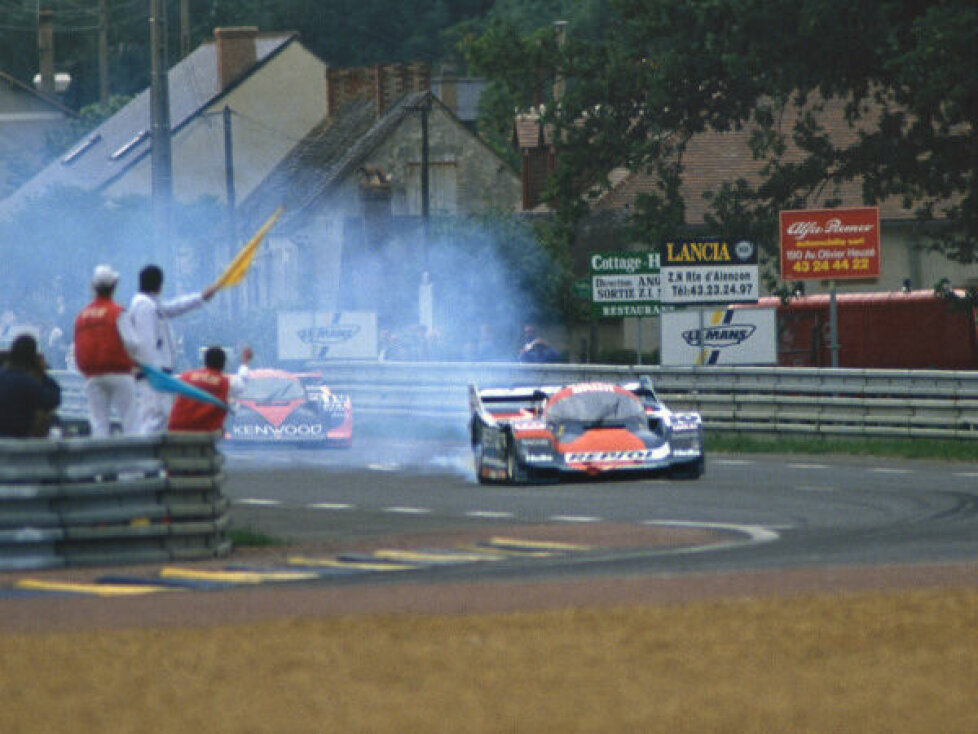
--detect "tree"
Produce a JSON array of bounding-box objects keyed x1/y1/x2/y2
[{"x1": 462, "y1": 0, "x2": 978, "y2": 263}]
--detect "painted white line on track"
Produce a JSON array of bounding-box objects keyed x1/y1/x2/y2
[
  {"x1": 788, "y1": 463, "x2": 830, "y2": 470},
  {"x1": 236, "y1": 499, "x2": 281, "y2": 506},
  {"x1": 868, "y1": 468, "x2": 913, "y2": 474},
  {"x1": 383, "y1": 506, "x2": 431, "y2": 515},
  {"x1": 712, "y1": 459, "x2": 754, "y2": 466},
  {"x1": 795, "y1": 485, "x2": 836, "y2": 492},
  {"x1": 466, "y1": 511, "x2": 515, "y2": 519},
  {"x1": 643, "y1": 519, "x2": 781, "y2": 544},
  {"x1": 953, "y1": 472, "x2": 978, "y2": 478},
  {"x1": 549, "y1": 515, "x2": 601, "y2": 523},
  {"x1": 368, "y1": 464, "x2": 400, "y2": 472},
  {"x1": 308, "y1": 503, "x2": 354, "y2": 510}
]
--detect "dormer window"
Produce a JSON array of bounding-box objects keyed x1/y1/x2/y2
[
  {"x1": 110, "y1": 130, "x2": 149, "y2": 160},
  {"x1": 60, "y1": 133, "x2": 101, "y2": 165}
]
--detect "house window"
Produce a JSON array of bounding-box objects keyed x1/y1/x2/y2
[{"x1": 406, "y1": 161, "x2": 457, "y2": 215}]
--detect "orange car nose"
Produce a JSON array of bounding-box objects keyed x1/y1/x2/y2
[{"x1": 559, "y1": 429, "x2": 644, "y2": 453}]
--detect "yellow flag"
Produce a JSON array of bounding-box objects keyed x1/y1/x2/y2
[{"x1": 211, "y1": 206, "x2": 284, "y2": 290}]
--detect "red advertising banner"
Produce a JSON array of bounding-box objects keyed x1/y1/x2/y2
[{"x1": 779, "y1": 207, "x2": 880, "y2": 281}]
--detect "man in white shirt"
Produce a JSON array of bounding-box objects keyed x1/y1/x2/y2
[{"x1": 126, "y1": 264, "x2": 217, "y2": 434}]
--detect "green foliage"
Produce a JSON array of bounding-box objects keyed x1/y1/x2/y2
[
  {"x1": 706, "y1": 432, "x2": 978, "y2": 463},
  {"x1": 463, "y1": 0, "x2": 978, "y2": 264}
]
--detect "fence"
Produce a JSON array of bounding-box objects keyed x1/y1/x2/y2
[
  {"x1": 0, "y1": 432, "x2": 229, "y2": 571},
  {"x1": 304, "y1": 361, "x2": 978, "y2": 441},
  {"x1": 51, "y1": 362, "x2": 978, "y2": 442}
]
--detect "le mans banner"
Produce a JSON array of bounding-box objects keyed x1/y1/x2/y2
[{"x1": 780, "y1": 207, "x2": 881, "y2": 281}]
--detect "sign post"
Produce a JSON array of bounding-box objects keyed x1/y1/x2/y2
[{"x1": 779, "y1": 207, "x2": 881, "y2": 367}]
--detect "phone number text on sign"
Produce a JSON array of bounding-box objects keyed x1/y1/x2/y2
[{"x1": 780, "y1": 207, "x2": 880, "y2": 281}]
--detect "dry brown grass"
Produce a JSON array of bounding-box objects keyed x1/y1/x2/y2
[{"x1": 1, "y1": 588, "x2": 975, "y2": 734}]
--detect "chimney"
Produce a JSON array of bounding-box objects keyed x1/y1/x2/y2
[
  {"x1": 37, "y1": 9, "x2": 55, "y2": 96},
  {"x1": 438, "y1": 64, "x2": 457, "y2": 115},
  {"x1": 215, "y1": 27, "x2": 258, "y2": 91}
]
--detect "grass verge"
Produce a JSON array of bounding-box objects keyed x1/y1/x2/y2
[
  {"x1": 227, "y1": 525, "x2": 284, "y2": 548},
  {"x1": 706, "y1": 431, "x2": 978, "y2": 462}
]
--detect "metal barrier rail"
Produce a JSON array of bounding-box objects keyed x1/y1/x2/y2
[
  {"x1": 52, "y1": 364, "x2": 978, "y2": 440},
  {"x1": 306, "y1": 362, "x2": 978, "y2": 440},
  {"x1": 0, "y1": 432, "x2": 230, "y2": 571}
]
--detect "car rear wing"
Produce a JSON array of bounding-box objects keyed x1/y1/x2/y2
[
  {"x1": 468, "y1": 384, "x2": 555, "y2": 424},
  {"x1": 469, "y1": 376, "x2": 661, "y2": 422}
]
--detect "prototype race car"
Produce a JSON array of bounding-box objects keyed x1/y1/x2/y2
[
  {"x1": 225, "y1": 369, "x2": 352, "y2": 446},
  {"x1": 469, "y1": 377, "x2": 703, "y2": 483}
]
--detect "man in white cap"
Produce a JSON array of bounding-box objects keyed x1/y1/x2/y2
[
  {"x1": 72, "y1": 264, "x2": 139, "y2": 436},
  {"x1": 127, "y1": 264, "x2": 217, "y2": 434}
]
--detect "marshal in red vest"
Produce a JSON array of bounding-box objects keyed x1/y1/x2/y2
[
  {"x1": 73, "y1": 297, "x2": 135, "y2": 376},
  {"x1": 168, "y1": 367, "x2": 230, "y2": 432}
]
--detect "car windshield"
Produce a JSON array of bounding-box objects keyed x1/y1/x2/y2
[
  {"x1": 545, "y1": 390, "x2": 646, "y2": 430},
  {"x1": 240, "y1": 377, "x2": 305, "y2": 402}
]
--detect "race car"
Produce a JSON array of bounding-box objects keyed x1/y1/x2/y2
[
  {"x1": 224, "y1": 369, "x2": 352, "y2": 446},
  {"x1": 469, "y1": 376, "x2": 703, "y2": 483}
]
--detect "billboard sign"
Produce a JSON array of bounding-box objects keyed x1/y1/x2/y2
[
  {"x1": 660, "y1": 239, "x2": 759, "y2": 305},
  {"x1": 278, "y1": 311, "x2": 378, "y2": 361},
  {"x1": 779, "y1": 206, "x2": 880, "y2": 280},
  {"x1": 661, "y1": 307, "x2": 777, "y2": 366},
  {"x1": 588, "y1": 251, "x2": 660, "y2": 318}
]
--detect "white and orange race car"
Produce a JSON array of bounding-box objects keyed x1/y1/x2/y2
[{"x1": 469, "y1": 377, "x2": 703, "y2": 484}]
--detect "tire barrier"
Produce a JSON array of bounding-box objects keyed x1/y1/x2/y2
[{"x1": 0, "y1": 432, "x2": 230, "y2": 571}]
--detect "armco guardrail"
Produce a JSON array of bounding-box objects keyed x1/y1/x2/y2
[
  {"x1": 52, "y1": 364, "x2": 978, "y2": 440},
  {"x1": 0, "y1": 432, "x2": 230, "y2": 571},
  {"x1": 304, "y1": 361, "x2": 978, "y2": 440}
]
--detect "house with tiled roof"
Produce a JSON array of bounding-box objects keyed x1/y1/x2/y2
[
  {"x1": 0, "y1": 27, "x2": 324, "y2": 222},
  {"x1": 239, "y1": 66, "x2": 521, "y2": 331},
  {"x1": 0, "y1": 69, "x2": 76, "y2": 199}
]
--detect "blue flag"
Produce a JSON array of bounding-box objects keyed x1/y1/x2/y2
[{"x1": 139, "y1": 363, "x2": 228, "y2": 410}]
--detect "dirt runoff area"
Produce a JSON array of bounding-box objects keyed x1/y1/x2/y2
[{"x1": 0, "y1": 523, "x2": 976, "y2": 734}]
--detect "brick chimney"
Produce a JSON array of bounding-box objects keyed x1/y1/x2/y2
[{"x1": 215, "y1": 27, "x2": 258, "y2": 91}]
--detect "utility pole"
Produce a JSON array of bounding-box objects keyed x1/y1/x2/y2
[
  {"x1": 223, "y1": 106, "x2": 239, "y2": 318},
  {"x1": 149, "y1": 0, "x2": 173, "y2": 266},
  {"x1": 179, "y1": 0, "x2": 190, "y2": 58},
  {"x1": 37, "y1": 9, "x2": 55, "y2": 96},
  {"x1": 98, "y1": 0, "x2": 109, "y2": 103}
]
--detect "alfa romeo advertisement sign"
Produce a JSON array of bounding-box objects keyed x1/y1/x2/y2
[{"x1": 779, "y1": 207, "x2": 880, "y2": 281}]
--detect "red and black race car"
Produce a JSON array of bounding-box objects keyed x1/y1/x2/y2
[
  {"x1": 469, "y1": 377, "x2": 704, "y2": 483},
  {"x1": 225, "y1": 369, "x2": 352, "y2": 446}
]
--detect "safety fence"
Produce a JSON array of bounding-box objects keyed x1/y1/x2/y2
[
  {"x1": 0, "y1": 432, "x2": 229, "y2": 571},
  {"x1": 51, "y1": 363, "x2": 978, "y2": 441},
  {"x1": 307, "y1": 361, "x2": 978, "y2": 441}
]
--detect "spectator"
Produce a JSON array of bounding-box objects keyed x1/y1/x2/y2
[
  {"x1": 73, "y1": 265, "x2": 138, "y2": 437},
  {"x1": 126, "y1": 265, "x2": 217, "y2": 434},
  {"x1": 0, "y1": 334, "x2": 61, "y2": 438},
  {"x1": 168, "y1": 345, "x2": 251, "y2": 433},
  {"x1": 517, "y1": 323, "x2": 561, "y2": 363}
]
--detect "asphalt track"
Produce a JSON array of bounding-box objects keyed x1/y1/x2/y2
[{"x1": 222, "y1": 435, "x2": 978, "y2": 584}]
